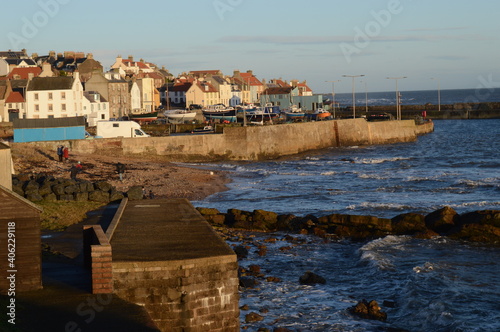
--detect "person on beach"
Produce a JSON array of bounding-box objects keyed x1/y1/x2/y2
[
  {"x1": 116, "y1": 162, "x2": 125, "y2": 181},
  {"x1": 148, "y1": 190, "x2": 155, "y2": 199},
  {"x1": 57, "y1": 145, "x2": 63, "y2": 162},
  {"x1": 63, "y1": 146, "x2": 69, "y2": 162},
  {"x1": 70, "y1": 161, "x2": 83, "y2": 180}
]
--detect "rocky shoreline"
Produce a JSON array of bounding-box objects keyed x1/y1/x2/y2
[{"x1": 197, "y1": 206, "x2": 500, "y2": 245}]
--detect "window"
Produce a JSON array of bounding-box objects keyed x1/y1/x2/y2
[
  {"x1": 61, "y1": 92, "x2": 66, "y2": 100},
  {"x1": 34, "y1": 93, "x2": 39, "y2": 101},
  {"x1": 48, "y1": 93, "x2": 53, "y2": 100},
  {"x1": 48, "y1": 104, "x2": 53, "y2": 112},
  {"x1": 62, "y1": 104, "x2": 66, "y2": 111},
  {"x1": 35, "y1": 105, "x2": 39, "y2": 112},
  {"x1": 101, "y1": 114, "x2": 106, "y2": 119},
  {"x1": 113, "y1": 123, "x2": 119, "y2": 127}
]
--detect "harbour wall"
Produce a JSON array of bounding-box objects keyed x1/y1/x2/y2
[{"x1": 14, "y1": 119, "x2": 434, "y2": 162}]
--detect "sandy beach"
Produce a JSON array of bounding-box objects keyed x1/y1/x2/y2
[{"x1": 12, "y1": 146, "x2": 231, "y2": 201}]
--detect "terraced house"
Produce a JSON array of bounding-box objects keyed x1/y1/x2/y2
[{"x1": 25, "y1": 72, "x2": 84, "y2": 119}]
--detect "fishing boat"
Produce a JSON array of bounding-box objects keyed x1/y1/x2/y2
[
  {"x1": 307, "y1": 108, "x2": 331, "y2": 121},
  {"x1": 283, "y1": 105, "x2": 305, "y2": 121},
  {"x1": 245, "y1": 106, "x2": 279, "y2": 123},
  {"x1": 202, "y1": 104, "x2": 237, "y2": 122},
  {"x1": 129, "y1": 111, "x2": 158, "y2": 123},
  {"x1": 191, "y1": 125, "x2": 214, "y2": 134},
  {"x1": 164, "y1": 109, "x2": 197, "y2": 123}
]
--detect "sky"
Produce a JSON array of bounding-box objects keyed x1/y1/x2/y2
[{"x1": 1, "y1": 0, "x2": 500, "y2": 93}]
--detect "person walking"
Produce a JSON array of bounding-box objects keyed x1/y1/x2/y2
[
  {"x1": 63, "y1": 146, "x2": 69, "y2": 163},
  {"x1": 57, "y1": 145, "x2": 63, "y2": 162},
  {"x1": 116, "y1": 162, "x2": 125, "y2": 181}
]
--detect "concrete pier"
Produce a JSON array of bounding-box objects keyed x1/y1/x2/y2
[{"x1": 106, "y1": 198, "x2": 240, "y2": 332}]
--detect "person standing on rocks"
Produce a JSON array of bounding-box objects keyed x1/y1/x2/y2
[
  {"x1": 57, "y1": 145, "x2": 63, "y2": 162},
  {"x1": 70, "y1": 161, "x2": 83, "y2": 180},
  {"x1": 116, "y1": 162, "x2": 125, "y2": 181},
  {"x1": 63, "y1": 146, "x2": 69, "y2": 163}
]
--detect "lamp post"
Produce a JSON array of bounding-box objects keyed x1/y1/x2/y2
[
  {"x1": 386, "y1": 76, "x2": 406, "y2": 120},
  {"x1": 361, "y1": 80, "x2": 368, "y2": 113},
  {"x1": 325, "y1": 80, "x2": 341, "y2": 118},
  {"x1": 431, "y1": 77, "x2": 441, "y2": 112},
  {"x1": 343, "y1": 75, "x2": 365, "y2": 118}
]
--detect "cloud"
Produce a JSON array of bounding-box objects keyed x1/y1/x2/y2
[
  {"x1": 427, "y1": 55, "x2": 469, "y2": 61},
  {"x1": 217, "y1": 34, "x2": 486, "y2": 45}
]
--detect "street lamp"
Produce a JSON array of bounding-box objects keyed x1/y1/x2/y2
[
  {"x1": 361, "y1": 80, "x2": 368, "y2": 113},
  {"x1": 325, "y1": 80, "x2": 341, "y2": 118},
  {"x1": 343, "y1": 75, "x2": 365, "y2": 118},
  {"x1": 430, "y1": 77, "x2": 441, "y2": 112},
  {"x1": 386, "y1": 76, "x2": 407, "y2": 120}
]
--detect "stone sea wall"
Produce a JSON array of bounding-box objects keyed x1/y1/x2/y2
[
  {"x1": 197, "y1": 206, "x2": 500, "y2": 244},
  {"x1": 19, "y1": 119, "x2": 434, "y2": 162}
]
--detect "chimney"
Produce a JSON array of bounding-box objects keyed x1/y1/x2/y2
[
  {"x1": 128, "y1": 55, "x2": 134, "y2": 62},
  {"x1": 246, "y1": 70, "x2": 253, "y2": 75},
  {"x1": 49, "y1": 50, "x2": 56, "y2": 58},
  {"x1": 87, "y1": 53, "x2": 93, "y2": 59},
  {"x1": 28, "y1": 73, "x2": 34, "y2": 80}
]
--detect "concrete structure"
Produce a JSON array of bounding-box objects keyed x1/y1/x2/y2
[
  {"x1": 0, "y1": 184, "x2": 43, "y2": 295},
  {"x1": 13, "y1": 116, "x2": 86, "y2": 143},
  {"x1": 26, "y1": 119, "x2": 434, "y2": 162},
  {"x1": 82, "y1": 198, "x2": 240, "y2": 331}
]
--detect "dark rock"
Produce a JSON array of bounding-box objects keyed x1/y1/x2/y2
[
  {"x1": 248, "y1": 264, "x2": 261, "y2": 275},
  {"x1": 38, "y1": 182, "x2": 53, "y2": 196},
  {"x1": 425, "y1": 206, "x2": 460, "y2": 233},
  {"x1": 59, "y1": 194, "x2": 74, "y2": 201},
  {"x1": 204, "y1": 214, "x2": 226, "y2": 225},
  {"x1": 460, "y1": 210, "x2": 500, "y2": 227},
  {"x1": 266, "y1": 276, "x2": 282, "y2": 283},
  {"x1": 23, "y1": 180, "x2": 39, "y2": 192},
  {"x1": 26, "y1": 192, "x2": 43, "y2": 202},
  {"x1": 273, "y1": 328, "x2": 294, "y2": 332},
  {"x1": 239, "y1": 276, "x2": 259, "y2": 288},
  {"x1": 252, "y1": 209, "x2": 278, "y2": 231},
  {"x1": 94, "y1": 181, "x2": 112, "y2": 192},
  {"x1": 74, "y1": 192, "x2": 89, "y2": 202},
  {"x1": 88, "y1": 190, "x2": 110, "y2": 203},
  {"x1": 109, "y1": 190, "x2": 125, "y2": 202},
  {"x1": 233, "y1": 245, "x2": 249, "y2": 259},
  {"x1": 245, "y1": 312, "x2": 264, "y2": 323},
  {"x1": 78, "y1": 180, "x2": 94, "y2": 193},
  {"x1": 227, "y1": 209, "x2": 253, "y2": 229},
  {"x1": 43, "y1": 193, "x2": 58, "y2": 202},
  {"x1": 299, "y1": 271, "x2": 326, "y2": 285},
  {"x1": 276, "y1": 214, "x2": 297, "y2": 230},
  {"x1": 391, "y1": 213, "x2": 427, "y2": 235},
  {"x1": 64, "y1": 185, "x2": 79, "y2": 194},
  {"x1": 348, "y1": 299, "x2": 387, "y2": 322},
  {"x1": 196, "y1": 207, "x2": 221, "y2": 215},
  {"x1": 449, "y1": 223, "x2": 500, "y2": 243},
  {"x1": 126, "y1": 186, "x2": 144, "y2": 200},
  {"x1": 11, "y1": 182, "x2": 24, "y2": 196},
  {"x1": 51, "y1": 184, "x2": 66, "y2": 196},
  {"x1": 239, "y1": 304, "x2": 249, "y2": 311}
]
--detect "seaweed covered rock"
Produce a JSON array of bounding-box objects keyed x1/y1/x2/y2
[{"x1": 349, "y1": 299, "x2": 387, "y2": 322}]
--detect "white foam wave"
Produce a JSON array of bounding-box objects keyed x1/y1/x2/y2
[
  {"x1": 347, "y1": 202, "x2": 417, "y2": 211},
  {"x1": 359, "y1": 235, "x2": 411, "y2": 270},
  {"x1": 358, "y1": 173, "x2": 389, "y2": 180},
  {"x1": 356, "y1": 157, "x2": 411, "y2": 164},
  {"x1": 413, "y1": 262, "x2": 437, "y2": 274},
  {"x1": 320, "y1": 171, "x2": 337, "y2": 176}
]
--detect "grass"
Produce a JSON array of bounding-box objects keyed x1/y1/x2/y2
[{"x1": 38, "y1": 200, "x2": 106, "y2": 231}]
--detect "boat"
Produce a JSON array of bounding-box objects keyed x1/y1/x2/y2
[
  {"x1": 128, "y1": 111, "x2": 158, "y2": 123},
  {"x1": 307, "y1": 108, "x2": 331, "y2": 121},
  {"x1": 163, "y1": 109, "x2": 197, "y2": 123},
  {"x1": 191, "y1": 125, "x2": 214, "y2": 134},
  {"x1": 202, "y1": 104, "x2": 237, "y2": 122},
  {"x1": 283, "y1": 105, "x2": 305, "y2": 121},
  {"x1": 245, "y1": 106, "x2": 279, "y2": 123}
]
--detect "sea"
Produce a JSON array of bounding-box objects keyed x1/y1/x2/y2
[{"x1": 191, "y1": 88, "x2": 500, "y2": 331}]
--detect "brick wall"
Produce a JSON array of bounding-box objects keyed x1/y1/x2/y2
[
  {"x1": 83, "y1": 225, "x2": 113, "y2": 294},
  {"x1": 113, "y1": 255, "x2": 240, "y2": 332}
]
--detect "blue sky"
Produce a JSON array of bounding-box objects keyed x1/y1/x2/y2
[{"x1": 2, "y1": 0, "x2": 500, "y2": 93}]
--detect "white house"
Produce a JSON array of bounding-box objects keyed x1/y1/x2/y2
[
  {"x1": 25, "y1": 72, "x2": 84, "y2": 119},
  {"x1": 82, "y1": 91, "x2": 109, "y2": 126},
  {"x1": 129, "y1": 80, "x2": 142, "y2": 113}
]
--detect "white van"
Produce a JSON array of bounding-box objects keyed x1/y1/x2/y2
[{"x1": 96, "y1": 121, "x2": 150, "y2": 138}]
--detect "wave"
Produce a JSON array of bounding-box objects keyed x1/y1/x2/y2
[
  {"x1": 347, "y1": 202, "x2": 418, "y2": 212},
  {"x1": 355, "y1": 157, "x2": 411, "y2": 164},
  {"x1": 359, "y1": 235, "x2": 411, "y2": 270}
]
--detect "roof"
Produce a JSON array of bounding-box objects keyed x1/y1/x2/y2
[
  {"x1": 6, "y1": 91, "x2": 25, "y2": 103},
  {"x1": 211, "y1": 75, "x2": 227, "y2": 85},
  {"x1": 0, "y1": 86, "x2": 7, "y2": 99},
  {"x1": 196, "y1": 81, "x2": 217, "y2": 93},
  {"x1": 7, "y1": 67, "x2": 42, "y2": 80},
  {"x1": 27, "y1": 77, "x2": 74, "y2": 91},
  {"x1": 170, "y1": 82, "x2": 192, "y2": 92},
  {"x1": 4, "y1": 59, "x2": 36, "y2": 66},
  {"x1": 262, "y1": 87, "x2": 294, "y2": 95},
  {"x1": 297, "y1": 82, "x2": 312, "y2": 92},
  {"x1": 0, "y1": 50, "x2": 27, "y2": 58},
  {"x1": 83, "y1": 91, "x2": 107, "y2": 103},
  {"x1": 0, "y1": 184, "x2": 43, "y2": 213},
  {"x1": 122, "y1": 59, "x2": 150, "y2": 70},
  {"x1": 137, "y1": 72, "x2": 164, "y2": 80},
  {"x1": 239, "y1": 72, "x2": 263, "y2": 86},
  {"x1": 13, "y1": 116, "x2": 86, "y2": 129}
]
